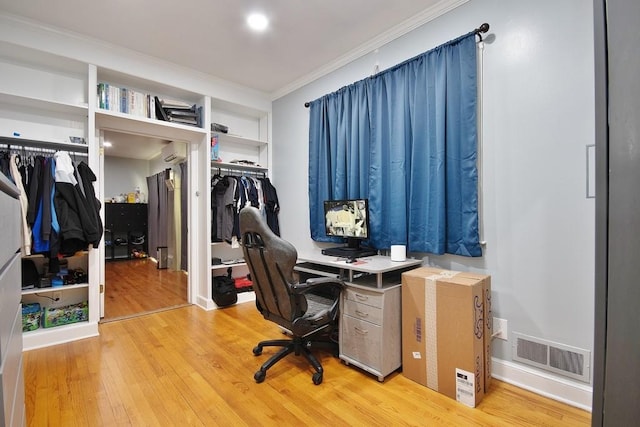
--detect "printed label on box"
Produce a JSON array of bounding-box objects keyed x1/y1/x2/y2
[
  {"x1": 415, "y1": 317, "x2": 422, "y2": 342},
  {"x1": 412, "y1": 352, "x2": 422, "y2": 359},
  {"x1": 455, "y1": 368, "x2": 476, "y2": 407}
]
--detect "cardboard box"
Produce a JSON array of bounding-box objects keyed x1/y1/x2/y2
[{"x1": 401, "y1": 267, "x2": 491, "y2": 407}]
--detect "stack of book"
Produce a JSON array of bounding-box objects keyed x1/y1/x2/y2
[
  {"x1": 154, "y1": 96, "x2": 199, "y2": 126},
  {"x1": 97, "y1": 83, "x2": 156, "y2": 119}
]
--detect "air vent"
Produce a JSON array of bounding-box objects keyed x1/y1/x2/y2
[{"x1": 512, "y1": 332, "x2": 590, "y2": 382}]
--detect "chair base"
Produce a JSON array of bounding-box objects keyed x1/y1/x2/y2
[{"x1": 252, "y1": 335, "x2": 338, "y2": 385}]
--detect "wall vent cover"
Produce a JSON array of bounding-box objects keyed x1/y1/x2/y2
[{"x1": 512, "y1": 332, "x2": 590, "y2": 383}]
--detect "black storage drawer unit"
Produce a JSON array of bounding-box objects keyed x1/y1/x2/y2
[{"x1": 105, "y1": 203, "x2": 148, "y2": 260}]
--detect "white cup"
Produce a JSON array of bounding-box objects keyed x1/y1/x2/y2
[{"x1": 390, "y1": 245, "x2": 406, "y2": 262}]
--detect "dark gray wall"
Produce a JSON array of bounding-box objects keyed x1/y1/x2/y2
[{"x1": 593, "y1": 0, "x2": 640, "y2": 424}]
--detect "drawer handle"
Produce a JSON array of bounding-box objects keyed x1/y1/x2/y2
[
  {"x1": 354, "y1": 327, "x2": 368, "y2": 335},
  {"x1": 355, "y1": 310, "x2": 368, "y2": 318},
  {"x1": 355, "y1": 294, "x2": 368, "y2": 301}
]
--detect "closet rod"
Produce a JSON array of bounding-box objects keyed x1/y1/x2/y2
[
  {"x1": 303, "y1": 22, "x2": 491, "y2": 108},
  {"x1": 213, "y1": 166, "x2": 266, "y2": 178},
  {"x1": 210, "y1": 161, "x2": 267, "y2": 175},
  {"x1": 0, "y1": 135, "x2": 89, "y2": 154}
]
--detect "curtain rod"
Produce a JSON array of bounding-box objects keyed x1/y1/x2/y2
[{"x1": 304, "y1": 22, "x2": 490, "y2": 108}]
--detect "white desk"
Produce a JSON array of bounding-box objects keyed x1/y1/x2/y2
[
  {"x1": 296, "y1": 252, "x2": 422, "y2": 288},
  {"x1": 296, "y1": 251, "x2": 422, "y2": 381}
]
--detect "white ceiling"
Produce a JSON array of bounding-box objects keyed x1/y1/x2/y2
[{"x1": 0, "y1": 0, "x2": 461, "y2": 159}]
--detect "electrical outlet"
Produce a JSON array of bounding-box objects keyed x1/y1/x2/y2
[
  {"x1": 52, "y1": 291, "x2": 62, "y2": 302},
  {"x1": 493, "y1": 317, "x2": 508, "y2": 340}
]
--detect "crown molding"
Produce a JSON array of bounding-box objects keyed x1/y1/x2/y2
[{"x1": 270, "y1": 0, "x2": 469, "y2": 100}]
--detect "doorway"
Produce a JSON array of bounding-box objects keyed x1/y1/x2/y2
[{"x1": 101, "y1": 132, "x2": 189, "y2": 321}]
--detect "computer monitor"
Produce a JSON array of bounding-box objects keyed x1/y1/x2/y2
[{"x1": 323, "y1": 199, "x2": 375, "y2": 257}]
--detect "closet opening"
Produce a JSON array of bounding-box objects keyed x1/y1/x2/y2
[{"x1": 101, "y1": 131, "x2": 188, "y2": 322}]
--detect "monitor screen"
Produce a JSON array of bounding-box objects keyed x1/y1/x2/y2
[{"x1": 323, "y1": 199, "x2": 369, "y2": 242}]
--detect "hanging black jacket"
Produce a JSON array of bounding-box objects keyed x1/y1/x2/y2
[{"x1": 53, "y1": 153, "x2": 103, "y2": 255}]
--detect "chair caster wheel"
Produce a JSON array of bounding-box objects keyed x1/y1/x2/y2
[
  {"x1": 253, "y1": 345, "x2": 263, "y2": 356},
  {"x1": 312, "y1": 372, "x2": 323, "y2": 385},
  {"x1": 254, "y1": 370, "x2": 266, "y2": 383}
]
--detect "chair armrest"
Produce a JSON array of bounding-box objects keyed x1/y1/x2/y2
[{"x1": 292, "y1": 277, "x2": 344, "y2": 294}]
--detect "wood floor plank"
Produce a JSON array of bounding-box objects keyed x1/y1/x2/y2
[
  {"x1": 24, "y1": 303, "x2": 591, "y2": 426},
  {"x1": 103, "y1": 258, "x2": 188, "y2": 320}
]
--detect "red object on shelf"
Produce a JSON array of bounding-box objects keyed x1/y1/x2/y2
[{"x1": 234, "y1": 277, "x2": 252, "y2": 290}]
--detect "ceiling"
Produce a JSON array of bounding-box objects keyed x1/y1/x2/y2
[{"x1": 0, "y1": 0, "x2": 459, "y2": 159}]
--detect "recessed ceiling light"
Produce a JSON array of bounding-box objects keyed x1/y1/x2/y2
[{"x1": 247, "y1": 13, "x2": 268, "y2": 32}]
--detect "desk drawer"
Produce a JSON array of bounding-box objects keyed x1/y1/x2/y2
[
  {"x1": 340, "y1": 315, "x2": 382, "y2": 370},
  {"x1": 0, "y1": 189, "x2": 20, "y2": 268},
  {"x1": 1, "y1": 306, "x2": 23, "y2": 426},
  {"x1": 343, "y1": 286, "x2": 384, "y2": 309},
  {"x1": 343, "y1": 299, "x2": 383, "y2": 326},
  {"x1": 0, "y1": 253, "x2": 21, "y2": 360}
]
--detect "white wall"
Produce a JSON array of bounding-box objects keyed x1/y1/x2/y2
[
  {"x1": 104, "y1": 156, "x2": 150, "y2": 202},
  {"x1": 273, "y1": 0, "x2": 595, "y2": 407}
]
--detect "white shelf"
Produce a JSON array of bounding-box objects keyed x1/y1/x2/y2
[
  {"x1": 22, "y1": 283, "x2": 89, "y2": 296},
  {"x1": 211, "y1": 262, "x2": 246, "y2": 270},
  {"x1": 0, "y1": 92, "x2": 88, "y2": 115},
  {"x1": 97, "y1": 69, "x2": 203, "y2": 106},
  {"x1": 214, "y1": 132, "x2": 267, "y2": 147},
  {"x1": 96, "y1": 109, "x2": 206, "y2": 142},
  {"x1": 22, "y1": 320, "x2": 99, "y2": 351}
]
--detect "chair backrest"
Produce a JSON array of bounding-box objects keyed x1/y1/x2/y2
[{"x1": 239, "y1": 206, "x2": 305, "y2": 328}]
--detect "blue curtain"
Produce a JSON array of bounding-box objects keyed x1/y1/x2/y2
[{"x1": 308, "y1": 32, "x2": 481, "y2": 257}]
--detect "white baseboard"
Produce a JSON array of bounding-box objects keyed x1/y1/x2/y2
[
  {"x1": 236, "y1": 291, "x2": 256, "y2": 305},
  {"x1": 196, "y1": 291, "x2": 255, "y2": 310},
  {"x1": 23, "y1": 321, "x2": 99, "y2": 351},
  {"x1": 492, "y1": 357, "x2": 593, "y2": 412}
]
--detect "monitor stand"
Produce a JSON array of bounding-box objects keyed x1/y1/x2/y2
[{"x1": 321, "y1": 246, "x2": 377, "y2": 258}]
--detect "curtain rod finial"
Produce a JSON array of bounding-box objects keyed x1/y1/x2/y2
[
  {"x1": 474, "y1": 23, "x2": 490, "y2": 41},
  {"x1": 304, "y1": 102, "x2": 310, "y2": 108}
]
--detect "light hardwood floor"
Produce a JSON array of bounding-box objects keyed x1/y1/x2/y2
[
  {"x1": 103, "y1": 258, "x2": 188, "y2": 321},
  {"x1": 23, "y1": 302, "x2": 591, "y2": 426}
]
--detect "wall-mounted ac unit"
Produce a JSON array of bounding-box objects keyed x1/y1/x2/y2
[{"x1": 162, "y1": 141, "x2": 187, "y2": 164}]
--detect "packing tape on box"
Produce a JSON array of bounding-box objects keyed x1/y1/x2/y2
[{"x1": 425, "y1": 276, "x2": 439, "y2": 390}]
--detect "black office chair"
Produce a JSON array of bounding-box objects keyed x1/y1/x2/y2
[{"x1": 239, "y1": 206, "x2": 344, "y2": 385}]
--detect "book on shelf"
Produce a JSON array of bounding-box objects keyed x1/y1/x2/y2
[
  {"x1": 97, "y1": 83, "x2": 153, "y2": 119},
  {"x1": 154, "y1": 96, "x2": 169, "y2": 121},
  {"x1": 148, "y1": 95, "x2": 157, "y2": 120},
  {"x1": 97, "y1": 85, "x2": 199, "y2": 125},
  {"x1": 158, "y1": 97, "x2": 194, "y2": 110},
  {"x1": 167, "y1": 116, "x2": 198, "y2": 125},
  {"x1": 167, "y1": 109, "x2": 198, "y2": 118}
]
